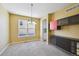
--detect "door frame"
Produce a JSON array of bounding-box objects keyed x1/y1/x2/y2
[{"x1": 40, "y1": 16, "x2": 48, "y2": 44}]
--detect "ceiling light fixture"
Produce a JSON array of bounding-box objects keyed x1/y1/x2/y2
[{"x1": 28, "y1": 3, "x2": 36, "y2": 24}]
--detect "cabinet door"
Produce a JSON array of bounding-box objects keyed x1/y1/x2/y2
[
  {"x1": 61, "y1": 18, "x2": 69, "y2": 26},
  {"x1": 64, "y1": 39, "x2": 71, "y2": 51},
  {"x1": 70, "y1": 41, "x2": 77, "y2": 54},
  {"x1": 52, "y1": 36, "x2": 56, "y2": 45},
  {"x1": 57, "y1": 18, "x2": 69, "y2": 26},
  {"x1": 57, "y1": 20, "x2": 62, "y2": 26},
  {"x1": 56, "y1": 36, "x2": 64, "y2": 48},
  {"x1": 69, "y1": 15, "x2": 79, "y2": 25},
  {"x1": 49, "y1": 36, "x2": 56, "y2": 45}
]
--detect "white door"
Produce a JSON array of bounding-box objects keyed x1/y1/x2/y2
[{"x1": 41, "y1": 19, "x2": 48, "y2": 42}]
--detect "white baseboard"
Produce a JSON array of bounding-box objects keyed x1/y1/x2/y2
[{"x1": 0, "y1": 44, "x2": 9, "y2": 55}]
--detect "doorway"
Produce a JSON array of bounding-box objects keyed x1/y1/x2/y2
[{"x1": 41, "y1": 18, "x2": 48, "y2": 44}]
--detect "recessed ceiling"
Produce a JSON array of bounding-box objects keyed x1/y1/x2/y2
[{"x1": 1, "y1": 3, "x2": 70, "y2": 18}]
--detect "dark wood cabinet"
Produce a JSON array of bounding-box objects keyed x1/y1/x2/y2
[
  {"x1": 57, "y1": 20, "x2": 61, "y2": 26},
  {"x1": 57, "y1": 14, "x2": 79, "y2": 26},
  {"x1": 49, "y1": 36, "x2": 56, "y2": 45},
  {"x1": 70, "y1": 41, "x2": 77, "y2": 54},
  {"x1": 57, "y1": 18, "x2": 69, "y2": 26},
  {"x1": 69, "y1": 14, "x2": 79, "y2": 25},
  {"x1": 56, "y1": 36, "x2": 72, "y2": 52},
  {"x1": 49, "y1": 36, "x2": 77, "y2": 55},
  {"x1": 61, "y1": 18, "x2": 69, "y2": 26}
]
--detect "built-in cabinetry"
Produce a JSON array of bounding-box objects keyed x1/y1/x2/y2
[
  {"x1": 77, "y1": 43, "x2": 79, "y2": 55},
  {"x1": 57, "y1": 14, "x2": 79, "y2": 27},
  {"x1": 49, "y1": 36, "x2": 78, "y2": 55},
  {"x1": 57, "y1": 18, "x2": 69, "y2": 26},
  {"x1": 69, "y1": 14, "x2": 79, "y2": 25},
  {"x1": 49, "y1": 36, "x2": 56, "y2": 45},
  {"x1": 49, "y1": 14, "x2": 79, "y2": 55}
]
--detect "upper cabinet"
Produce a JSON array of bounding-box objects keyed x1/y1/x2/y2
[
  {"x1": 57, "y1": 14, "x2": 79, "y2": 26},
  {"x1": 57, "y1": 17, "x2": 69, "y2": 26},
  {"x1": 69, "y1": 14, "x2": 79, "y2": 25}
]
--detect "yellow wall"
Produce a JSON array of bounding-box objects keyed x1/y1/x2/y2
[
  {"x1": 54, "y1": 3, "x2": 79, "y2": 39},
  {"x1": 48, "y1": 13, "x2": 55, "y2": 38},
  {"x1": 9, "y1": 14, "x2": 40, "y2": 44}
]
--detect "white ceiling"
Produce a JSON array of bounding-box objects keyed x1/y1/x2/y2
[{"x1": 1, "y1": 3, "x2": 70, "y2": 18}]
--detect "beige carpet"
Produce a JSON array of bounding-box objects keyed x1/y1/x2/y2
[{"x1": 1, "y1": 41, "x2": 72, "y2": 56}]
